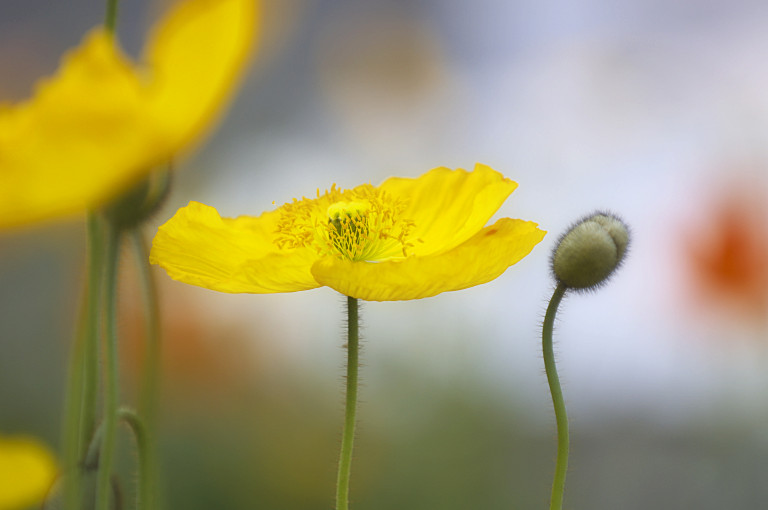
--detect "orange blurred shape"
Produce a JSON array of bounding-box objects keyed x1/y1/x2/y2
[
  {"x1": 685, "y1": 182, "x2": 768, "y2": 322},
  {"x1": 119, "y1": 270, "x2": 255, "y2": 398}
]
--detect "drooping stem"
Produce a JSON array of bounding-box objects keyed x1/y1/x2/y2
[
  {"x1": 95, "y1": 225, "x2": 122, "y2": 510},
  {"x1": 62, "y1": 212, "x2": 104, "y2": 510},
  {"x1": 335, "y1": 296, "x2": 360, "y2": 510},
  {"x1": 85, "y1": 407, "x2": 146, "y2": 510},
  {"x1": 118, "y1": 407, "x2": 150, "y2": 510},
  {"x1": 543, "y1": 283, "x2": 569, "y2": 510},
  {"x1": 131, "y1": 229, "x2": 161, "y2": 510}
]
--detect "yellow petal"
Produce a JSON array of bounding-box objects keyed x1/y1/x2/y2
[
  {"x1": 150, "y1": 201, "x2": 320, "y2": 293},
  {"x1": 311, "y1": 218, "x2": 546, "y2": 301},
  {"x1": 0, "y1": 0, "x2": 258, "y2": 230},
  {"x1": 145, "y1": 0, "x2": 257, "y2": 152},
  {"x1": 0, "y1": 30, "x2": 163, "y2": 229},
  {"x1": 379, "y1": 163, "x2": 517, "y2": 256},
  {"x1": 0, "y1": 435, "x2": 57, "y2": 510}
]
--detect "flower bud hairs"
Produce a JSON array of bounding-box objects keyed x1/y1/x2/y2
[
  {"x1": 540, "y1": 211, "x2": 630, "y2": 510},
  {"x1": 551, "y1": 211, "x2": 630, "y2": 292}
]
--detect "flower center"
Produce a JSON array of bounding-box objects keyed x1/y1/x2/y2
[{"x1": 274, "y1": 184, "x2": 415, "y2": 262}]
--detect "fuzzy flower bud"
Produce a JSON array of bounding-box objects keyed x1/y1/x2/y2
[{"x1": 551, "y1": 212, "x2": 630, "y2": 291}]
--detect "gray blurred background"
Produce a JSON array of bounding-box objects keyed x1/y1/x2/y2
[{"x1": 2, "y1": 0, "x2": 768, "y2": 508}]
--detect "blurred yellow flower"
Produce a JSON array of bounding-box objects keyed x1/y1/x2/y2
[
  {"x1": 150, "y1": 164, "x2": 545, "y2": 301},
  {"x1": 0, "y1": 435, "x2": 57, "y2": 510},
  {"x1": 0, "y1": 0, "x2": 258, "y2": 229}
]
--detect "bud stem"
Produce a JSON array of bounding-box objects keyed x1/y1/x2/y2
[
  {"x1": 336, "y1": 296, "x2": 360, "y2": 510},
  {"x1": 543, "y1": 283, "x2": 569, "y2": 510}
]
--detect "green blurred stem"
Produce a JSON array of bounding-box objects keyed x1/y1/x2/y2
[
  {"x1": 81, "y1": 213, "x2": 104, "y2": 457},
  {"x1": 119, "y1": 407, "x2": 150, "y2": 510},
  {"x1": 96, "y1": 225, "x2": 122, "y2": 510},
  {"x1": 63, "y1": 212, "x2": 104, "y2": 510},
  {"x1": 131, "y1": 230, "x2": 160, "y2": 429},
  {"x1": 105, "y1": 0, "x2": 119, "y2": 33},
  {"x1": 543, "y1": 283, "x2": 569, "y2": 510},
  {"x1": 131, "y1": 229, "x2": 160, "y2": 510},
  {"x1": 85, "y1": 407, "x2": 149, "y2": 510},
  {"x1": 62, "y1": 313, "x2": 87, "y2": 510},
  {"x1": 335, "y1": 296, "x2": 360, "y2": 510}
]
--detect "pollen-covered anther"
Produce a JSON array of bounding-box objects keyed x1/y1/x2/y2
[{"x1": 274, "y1": 184, "x2": 415, "y2": 262}]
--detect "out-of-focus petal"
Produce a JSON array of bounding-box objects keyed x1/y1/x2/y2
[
  {"x1": 0, "y1": 435, "x2": 57, "y2": 510},
  {"x1": 150, "y1": 201, "x2": 319, "y2": 293},
  {"x1": 311, "y1": 218, "x2": 545, "y2": 301},
  {"x1": 145, "y1": 0, "x2": 257, "y2": 152},
  {"x1": 0, "y1": 31, "x2": 164, "y2": 228},
  {"x1": 0, "y1": 0, "x2": 258, "y2": 230},
  {"x1": 379, "y1": 163, "x2": 518, "y2": 256}
]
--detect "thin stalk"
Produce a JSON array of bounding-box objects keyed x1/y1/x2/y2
[
  {"x1": 95, "y1": 225, "x2": 122, "y2": 510},
  {"x1": 131, "y1": 229, "x2": 160, "y2": 510},
  {"x1": 81, "y1": 213, "x2": 104, "y2": 457},
  {"x1": 335, "y1": 296, "x2": 360, "y2": 510},
  {"x1": 131, "y1": 230, "x2": 160, "y2": 430},
  {"x1": 542, "y1": 283, "x2": 569, "y2": 510},
  {"x1": 62, "y1": 212, "x2": 104, "y2": 510},
  {"x1": 118, "y1": 407, "x2": 150, "y2": 510},
  {"x1": 105, "y1": 0, "x2": 119, "y2": 33},
  {"x1": 61, "y1": 316, "x2": 86, "y2": 510}
]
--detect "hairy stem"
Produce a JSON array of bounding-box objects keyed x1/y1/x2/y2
[
  {"x1": 335, "y1": 296, "x2": 360, "y2": 510},
  {"x1": 543, "y1": 283, "x2": 569, "y2": 510}
]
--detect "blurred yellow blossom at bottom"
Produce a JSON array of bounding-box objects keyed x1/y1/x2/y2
[
  {"x1": 150, "y1": 163, "x2": 545, "y2": 301},
  {"x1": 0, "y1": 435, "x2": 57, "y2": 510}
]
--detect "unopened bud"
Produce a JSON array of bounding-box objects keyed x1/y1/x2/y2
[{"x1": 551, "y1": 212, "x2": 630, "y2": 291}]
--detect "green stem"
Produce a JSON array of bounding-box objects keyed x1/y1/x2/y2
[
  {"x1": 82, "y1": 213, "x2": 104, "y2": 457},
  {"x1": 105, "y1": 0, "x2": 119, "y2": 33},
  {"x1": 131, "y1": 230, "x2": 161, "y2": 431},
  {"x1": 85, "y1": 408, "x2": 146, "y2": 510},
  {"x1": 96, "y1": 225, "x2": 122, "y2": 510},
  {"x1": 62, "y1": 314, "x2": 86, "y2": 510},
  {"x1": 543, "y1": 283, "x2": 569, "y2": 510},
  {"x1": 118, "y1": 407, "x2": 150, "y2": 510},
  {"x1": 335, "y1": 296, "x2": 360, "y2": 510},
  {"x1": 63, "y1": 212, "x2": 104, "y2": 510},
  {"x1": 131, "y1": 229, "x2": 161, "y2": 510}
]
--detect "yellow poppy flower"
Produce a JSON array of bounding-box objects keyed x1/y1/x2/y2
[
  {"x1": 0, "y1": 435, "x2": 57, "y2": 510},
  {"x1": 150, "y1": 164, "x2": 545, "y2": 301},
  {"x1": 0, "y1": 0, "x2": 257, "y2": 229}
]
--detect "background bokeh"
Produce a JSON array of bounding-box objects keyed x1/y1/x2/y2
[{"x1": 2, "y1": 0, "x2": 768, "y2": 508}]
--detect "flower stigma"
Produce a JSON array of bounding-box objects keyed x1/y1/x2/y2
[{"x1": 275, "y1": 184, "x2": 416, "y2": 262}]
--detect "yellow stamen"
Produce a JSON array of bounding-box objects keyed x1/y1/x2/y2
[{"x1": 274, "y1": 184, "x2": 414, "y2": 261}]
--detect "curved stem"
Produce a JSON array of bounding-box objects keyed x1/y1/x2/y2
[
  {"x1": 131, "y1": 229, "x2": 160, "y2": 510},
  {"x1": 543, "y1": 283, "x2": 569, "y2": 510},
  {"x1": 118, "y1": 407, "x2": 150, "y2": 510},
  {"x1": 335, "y1": 296, "x2": 360, "y2": 510},
  {"x1": 96, "y1": 225, "x2": 122, "y2": 510}
]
